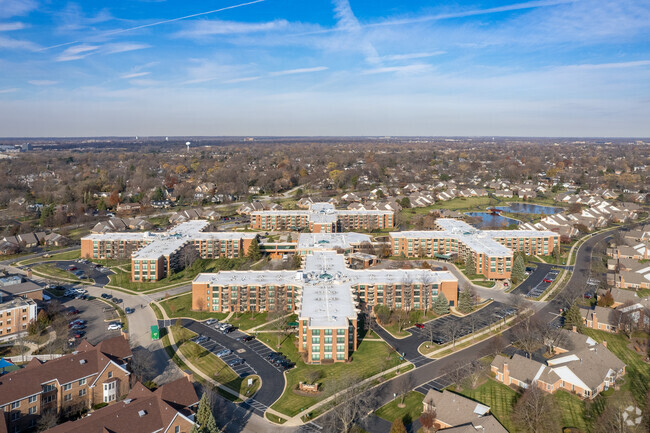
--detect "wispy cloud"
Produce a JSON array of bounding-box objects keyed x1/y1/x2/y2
[
  {"x1": 0, "y1": 0, "x2": 37, "y2": 19},
  {"x1": 270, "y1": 66, "x2": 328, "y2": 76},
  {"x1": 28, "y1": 80, "x2": 58, "y2": 86},
  {"x1": 120, "y1": 71, "x2": 150, "y2": 79},
  {"x1": 223, "y1": 76, "x2": 261, "y2": 84},
  {"x1": 42, "y1": 0, "x2": 266, "y2": 51},
  {"x1": 0, "y1": 87, "x2": 19, "y2": 94},
  {"x1": 175, "y1": 19, "x2": 288, "y2": 38},
  {"x1": 55, "y1": 3, "x2": 113, "y2": 33},
  {"x1": 103, "y1": 42, "x2": 150, "y2": 54},
  {"x1": 362, "y1": 64, "x2": 433, "y2": 75},
  {"x1": 55, "y1": 42, "x2": 149, "y2": 61},
  {"x1": 55, "y1": 44, "x2": 100, "y2": 61},
  {"x1": 0, "y1": 34, "x2": 40, "y2": 51},
  {"x1": 0, "y1": 21, "x2": 25, "y2": 31},
  {"x1": 559, "y1": 60, "x2": 650, "y2": 71},
  {"x1": 332, "y1": 0, "x2": 379, "y2": 63},
  {"x1": 369, "y1": 51, "x2": 446, "y2": 62}
]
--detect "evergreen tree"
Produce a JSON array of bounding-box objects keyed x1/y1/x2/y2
[
  {"x1": 247, "y1": 237, "x2": 261, "y2": 261},
  {"x1": 389, "y1": 418, "x2": 407, "y2": 433},
  {"x1": 511, "y1": 254, "x2": 526, "y2": 284},
  {"x1": 465, "y1": 253, "x2": 476, "y2": 277},
  {"x1": 458, "y1": 289, "x2": 474, "y2": 314},
  {"x1": 292, "y1": 253, "x2": 302, "y2": 269},
  {"x1": 563, "y1": 303, "x2": 584, "y2": 331},
  {"x1": 433, "y1": 292, "x2": 449, "y2": 315},
  {"x1": 194, "y1": 393, "x2": 220, "y2": 433}
]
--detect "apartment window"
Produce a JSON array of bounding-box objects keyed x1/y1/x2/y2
[
  {"x1": 79, "y1": 389, "x2": 86, "y2": 397},
  {"x1": 311, "y1": 353, "x2": 320, "y2": 361},
  {"x1": 11, "y1": 413, "x2": 19, "y2": 421},
  {"x1": 108, "y1": 371, "x2": 113, "y2": 378},
  {"x1": 28, "y1": 407, "x2": 37, "y2": 415},
  {"x1": 28, "y1": 396, "x2": 36, "y2": 404},
  {"x1": 11, "y1": 402, "x2": 19, "y2": 409},
  {"x1": 64, "y1": 394, "x2": 72, "y2": 402},
  {"x1": 175, "y1": 427, "x2": 180, "y2": 433},
  {"x1": 63, "y1": 384, "x2": 72, "y2": 391},
  {"x1": 78, "y1": 378, "x2": 86, "y2": 386}
]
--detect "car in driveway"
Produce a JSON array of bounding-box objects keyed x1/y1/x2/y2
[
  {"x1": 216, "y1": 349, "x2": 232, "y2": 358},
  {"x1": 107, "y1": 322, "x2": 122, "y2": 331}
]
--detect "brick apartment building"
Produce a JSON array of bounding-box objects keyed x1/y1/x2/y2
[
  {"x1": 0, "y1": 336, "x2": 132, "y2": 432},
  {"x1": 192, "y1": 237, "x2": 457, "y2": 364},
  {"x1": 81, "y1": 220, "x2": 256, "y2": 282},
  {"x1": 0, "y1": 278, "x2": 40, "y2": 340},
  {"x1": 43, "y1": 377, "x2": 199, "y2": 433},
  {"x1": 250, "y1": 202, "x2": 394, "y2": 232},
  {"x1": 391, "y1": 219, "x2": 560, "y2": 279}
]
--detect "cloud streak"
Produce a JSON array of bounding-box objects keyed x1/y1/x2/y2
[
  {"x1": 175, "y1": 19, "x2": 288, "y2": 38},
  {"x1": 42, "y1": 0, "x2": 266, "y2": 51},
  {"x1": 270, "y1": 66, "x2": 328, "y2": 76},
  {"x1": 0, "y1": 21, "x2": 25, "y2": 31},
  {"x1": 28, "y1": 80, "x2": 58, "y2": 86}
]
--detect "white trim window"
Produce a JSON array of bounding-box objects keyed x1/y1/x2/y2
[{"x1": 103, "y1": 381, "x2": 117, "y2": 403}]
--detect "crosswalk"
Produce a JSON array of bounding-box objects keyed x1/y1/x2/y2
[
  {"x1": 415, "y1": 375, "x2": 453, "y2": 394},
  {"x1": 408, "y1": 355, "x2": 433, "y2": 367}
]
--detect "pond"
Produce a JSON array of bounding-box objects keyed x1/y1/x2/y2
[
  {"x1": 465, "y1": 212, "x2": 520, "y2": 229},
  {"x1": 494, "y1": 203, "x2": 563, "y2": 215}
]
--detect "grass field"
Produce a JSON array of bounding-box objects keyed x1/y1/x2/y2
[
  {"x1": 375, "y1": 391, "x2": 425, "y2": 424},
  {"x1": 263, "y1": 333, "x2": 405, "y2": 417},
  {"x1": 458, "y1": 379, "x2": 518, "y2": 432},
  {"x1": 109, "y1": 257, "x2": 249, "y2": 291},
  {"x1": 19, "y1": 249, "x2": 80, "y2": 265},
  {"x1": 554, "y1": 390, "x2": 589, "y2": 431},
  {"x1": 583, "y1": 329, "x2": 650, "y2": 403},
  {"x1": 159, "y1": 293, "x2": 229, "y2": 321},
  {"x1": 227, "y1": 311, "x2": 270, "y2": 331},
  {"x1": 31, "y1": 264, "x2": 82, "y2": 282}
]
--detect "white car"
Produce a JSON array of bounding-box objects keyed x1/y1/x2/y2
[{"x1": 107, "y1": 322, "x2": 122, "y2": 331}]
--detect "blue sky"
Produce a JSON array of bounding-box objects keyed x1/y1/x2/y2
[{"x1": 1, "y1": 0, "x2": 649, "y2": 137}]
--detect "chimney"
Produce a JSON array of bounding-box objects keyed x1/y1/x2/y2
[
  {"x1": 503, "y1": 362, "x2": 510, "y2": 384},
  {"x1": 602, "y1": 340, "x2": 607, "y2": 348}
]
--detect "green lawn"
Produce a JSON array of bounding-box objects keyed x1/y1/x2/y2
[
  {"x1": 471, "y1": 279, "x2": 496, "y2": 288},
  {"x1": 582, "y1": 329, "x2": 650, "y2": 403},
  {"x1": 458, "y1": 379, "x2": 518, "y2": 433},
  {"x1": 375, "y1": 391, "x2": 425, "y2": 424},
  {"x1": 159, "y1": 293, "x2": 229, "y2": 321},
  {"x1": 19, "y1": 249, "x2": 81, "y2": 265},
  {"x1": 636, "y1": 288, "x2": 650, "y2": 298},
  {"x1": 228, "y1": 311, "x2": 270, "y2": 331},
  {"x1": 554, "y1": 390, "x2": 589, "y2": 432},
  {"x1": 31, "y1": 264, "x2": 82, "y2": 282},
  {"x1": 109, "y1": 257, "x2": 250, "y2": 291},
  {"x1": 262, "y1": 333, "x2": 404, "y2": 417},
  {"x1": 382, "y1": 322, "x2": 412, "y2": 338}
]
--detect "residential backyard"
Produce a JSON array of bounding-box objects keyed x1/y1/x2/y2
[{"x1": 458, "y1": 379, "x2": 518, "y2": 433}]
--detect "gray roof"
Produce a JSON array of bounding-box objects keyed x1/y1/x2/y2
[{"x1": 423, "y1": 389, "x2": 492, "y2": 427}]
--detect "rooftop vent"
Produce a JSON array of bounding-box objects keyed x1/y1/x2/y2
[
  {"x1": 79, "y1": 359, "x2": 86, "y2": 365},
  {"x1": 123, "y1": 399, "x2": 132, "y2": 404},
  {"x1": 138, "y1": 410, "x2": 147, "y2": 417}
]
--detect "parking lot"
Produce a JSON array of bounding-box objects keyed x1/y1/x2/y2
[
  {"x1": 407, "y1": 301, "x2": 517, "y2": 345},
  {"x1": 48, "y1": 259, "x2": 112, "y2": 286},
  {"x1": 61, "y1": 296, "x2": 123, "y2": 345},
  {"x1": 524, "y1": 269, "x2": 559, "y2": 298}
]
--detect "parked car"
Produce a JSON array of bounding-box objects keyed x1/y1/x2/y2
[
  {"x1": 73, "y1": 331, "x2": 86, "y2": 339},
  {"x1": 216, "y1": 349, "x2": 232, "y2": 358},
  {"x1": 101, "y1": 293, "x2": 111, "y2": 299},
  {"x1": 543, "y1": 278, "x2": 553, "y2": 283},
  {"x1": 195, "y1": 336, "x2": 209, "y2": 344},
  {"x1": 113, "y1": 298, "x2": 123, "y2": 304},
  {"x1": 66, "y1": 309, "x2": 80, "y2": 316},
  {"x1": 125, "y1": 307, "x2": 135, "y2": 314},
  {"x1": 228, "y1": 358, "x2": 245, "y2": 367},
  {"x1": 414, "y1": 323, "x2": 425, "y2": 329},
  {"x1": 67, "y1": 265, "x2": 77, "y2": 271},
  {"x1": 205, "y1": 319, "x2": 217, "y2": 326},
  {"x1": 107, "y1": 322, "x2": 122, "y2": 331},
  {"x1": 236, "y1": 335, "x2": 255, "y2": 342}
]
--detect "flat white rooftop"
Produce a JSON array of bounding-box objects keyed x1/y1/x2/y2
[
  {"x1": 392, "y1": 218, "x2": 557, "y2": 256},
  {"x1": 251, "y1": 202, "x2": 392, "y2": 218},
  {"x1": 297, "y1": 232, "x2": 372, "y2": 251}
]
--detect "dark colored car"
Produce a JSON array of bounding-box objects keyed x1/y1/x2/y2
[
  {"x1": 125, "y1": 307, "x2": 135, "y2": 314},
  {"x1": 73, "y1": 331, "x2": 86, "y2": 338},
  {"x1": 228, "y1": 358, "x2": 245, "y2": 367},
  {"x1": 67, "y1": 265, "x2": 77, "y2": 271},
  {"x1": 66, "y1": 309, "x2": 80, "y2": 316},
  {"x1": 236, "y1": 335, "x2": 255, "y2": 342}
]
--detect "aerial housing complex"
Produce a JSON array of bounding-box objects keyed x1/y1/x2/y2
[
  {"x1": 81, "y1": 220, "x2": 257, "y2": 281},
  {"x1": 192, "y1": 235, "x2": 457, "y2": 364},
  {"x1": 391, "y1": 219, "x2": 560, "y2": 279},
  {"x1": 250, "y1": 202, "x2": 394, "y2": 232}
]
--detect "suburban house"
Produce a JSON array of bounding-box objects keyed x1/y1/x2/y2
[
  {"x1": 421, "y1": 389, "x2": 507, "y2": 432},
  {"x1": 580, "y1": 305, "x2": 619, "y2": 332},
  {"x1": 0, "y1": 336, "x2": 132, "y2": 433},
  {"x1": 491, "y1": 330, "x2": 625, "y2": 399},
  {"x1": 43, "y1": 377, "x2": 199, "y2": 433}
]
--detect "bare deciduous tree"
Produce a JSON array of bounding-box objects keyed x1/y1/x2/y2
[{"x1": 512, "y1": 386, "x2": 562, "y2": 433}]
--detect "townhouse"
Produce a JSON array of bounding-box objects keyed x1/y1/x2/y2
[
  {"x1": 192, "y1": 240, "x2": 457, "y2": 364},
  {"x1": 390, "y1": 219, "x2": 559, "y2": 279},
  {"x1": 43, "y1": 377, "x2": 198, "y2": 433},
  {"x1": 491, "y1": 330, "x2": 625, "y2": 399},
  {"x1": 0, "y1": 336, "x2": 132, "y2": 433},
  {"x1": 579, "y1": 306, "x2": 618, "y2": 332},
  {"x1": 250, "y1": 202, "x2": 394, "y2": 233},
  {"x1": 81, "y1": 221, "x2": 256, "y2": 282}
]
